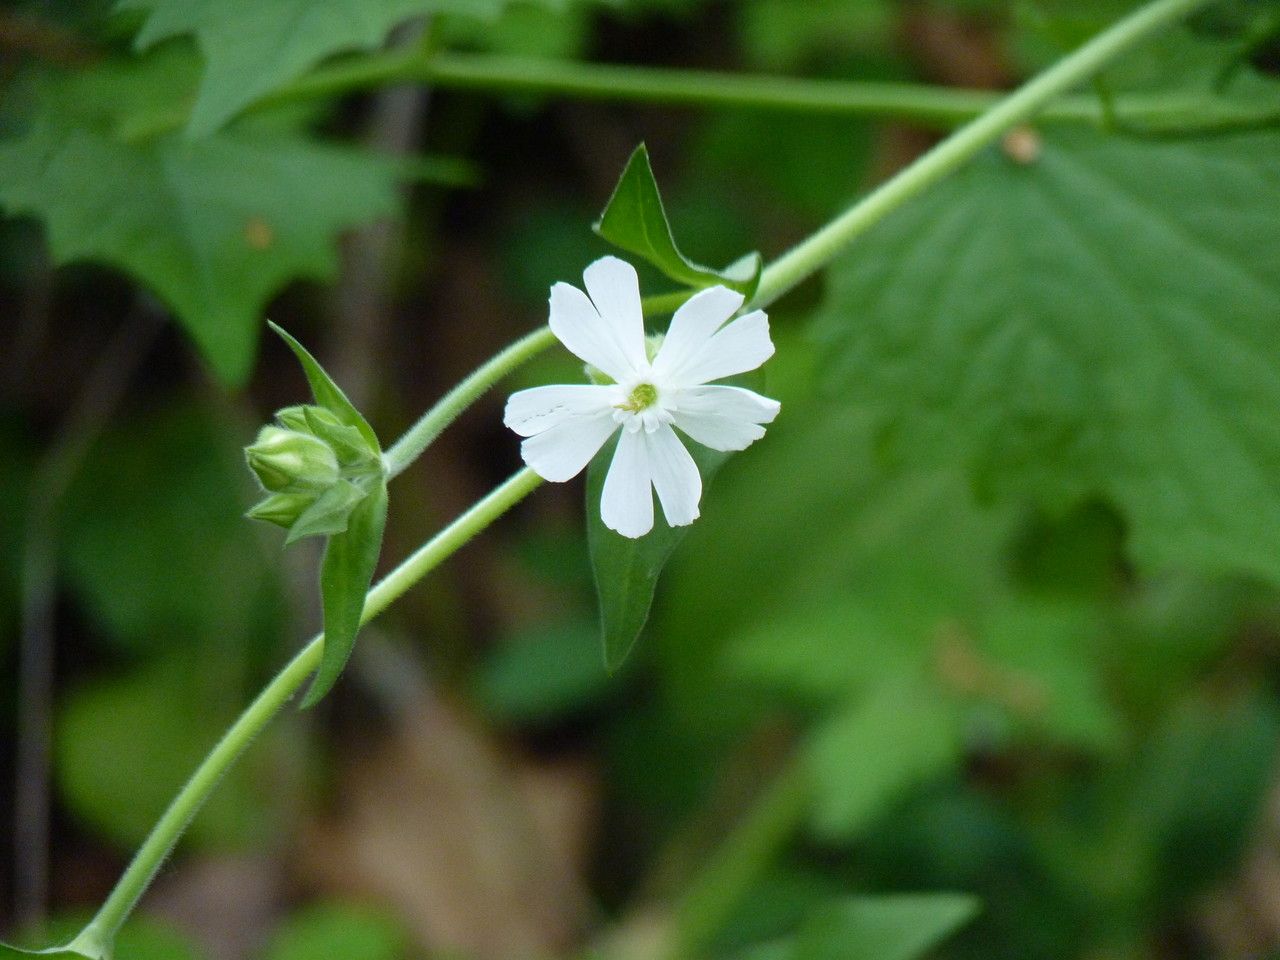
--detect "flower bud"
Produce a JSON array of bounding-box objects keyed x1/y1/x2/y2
[{"x1": 245, "y1": 425, "x2": 340, "y2": 493}]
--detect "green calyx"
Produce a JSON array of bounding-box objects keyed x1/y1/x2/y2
[{"x1": 245, "y1": 403, "x2": 384, "y2": 542}]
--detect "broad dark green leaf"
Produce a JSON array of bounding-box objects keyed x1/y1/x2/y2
[
  {"x1": 0, "y1": 52, "x2": 399, "y2": 384},
  {"x1": 119, "y1": 0, "x2": 569, "y2": 136},
  {"x1": 0, "y1": 947, "x2": 92, "y2": 959},
  {"x1": 594, "y1": 143, "x2": 762, "y2": 297},
  {"x1": 813, "y1": 127, "x2": 1280, "y2": 585},
  {"x1": 587, "y1": 436, "x2": 728, "y2": 670},
  {"x1": 303, "y1": 479, "x2": 389, "y2": 707},
  {"x1": 270, "y1": 323, "x2": 380, "y2": 451}
]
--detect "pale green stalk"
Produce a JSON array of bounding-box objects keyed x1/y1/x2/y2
[{"x1": 68, "y1": 467, "x2": 542, "y2": 958}]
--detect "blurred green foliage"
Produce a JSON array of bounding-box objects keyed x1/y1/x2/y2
[{"x1": 3, "y1": 0, "x2": 1280, "y2": 959}]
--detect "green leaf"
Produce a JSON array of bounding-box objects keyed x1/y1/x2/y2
[
  {"x1": 0, "y1": 52, "x2": 399, "y2": 384},
  {"x1": 263, "y1": 902, "x2": 409, "y2": 960},
  {"x1": 302, "y1": 478, "x2": 389, "y2": 707},
  {"x1": 813, "y1": 127, "x2": 1280, "y2": 585},
  {"x1": 0, "y1": 947, "x2": 92, "y2": 959},
  {"x1": 475, "y1": 619, "x2": 613, "y2": 723},
  {"x1": 789, "y1": 894, "x2": 980, "y2": 960},
  {"x1": 25, "y1": 916, "x2": 207, "y2": 960},
  {"x1": 269, "y1": 323, "x2": 380, "y2": 451},
  {"x1": 57, "y1": 658, "x2": 264, "y2": 851},
  {"x1": 586, "y1": 435, "x2": 729, "y2": 670},
  {"x1": 119, "y1": 0, "x2": 566, "y2": 136},
  {"x1": 594, "y1": 143, "x2": 762, "y2": 297},
  {"x1": 63, "y1": 401, "x2": 284, "y2": 655},
  {"x1": 806, "y1": 674, "x2": 964, "y2": 838}
]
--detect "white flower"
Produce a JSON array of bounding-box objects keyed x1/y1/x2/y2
[{"x1": 504, "y1": 255, "x2": 780, "y2": 538}]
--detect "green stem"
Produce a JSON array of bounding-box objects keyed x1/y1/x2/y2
[
  {"x1": 749, "y1": 0, "x2": 1215, "y2": 310},
  {"x1": 271, "y1": 49, "x2": 1279, "y2": 134},
  {"x1": 70, "y1": 467, "x2": 542, "y2": 957},
  {"x1": 383, "y1": 327, "x2": 556, "y2": 478}
]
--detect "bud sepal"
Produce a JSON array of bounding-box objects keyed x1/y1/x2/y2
[{"x1": 244, "y1": 322, "x2": 391, "y2": 708}]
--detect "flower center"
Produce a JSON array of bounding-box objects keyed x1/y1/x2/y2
[{"x1": 619, "y1": 382, "x2": 658, "y2": 413}]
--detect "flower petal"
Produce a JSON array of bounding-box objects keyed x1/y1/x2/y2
[
  {"x1": 601, "y1": 427, "x2": 654, "y2": 538},
  {"x1": 549, "y1": 281, "x2": 637, "y2": 383},
  {"x1": 504, "y1": 384, "x2": 615, "y2": 437},
  {"x1": 646, "y1": 423, "x2": 702, "y2": 528},
  {"x1": 652, "y1": 285, "x2": 743, "y2": 378},
  {"x1": 671, "y1": 384, "x2": 780, "y2": 452},
  {"x1": 520, "y1": 410, "x2": 618, "y2": 482},
  {"x1": 667, "y1": 310, "x2": 774, "y2": 386},
  {"x1": 582, "y1": 255, "x2": 647, "y2": 367}
]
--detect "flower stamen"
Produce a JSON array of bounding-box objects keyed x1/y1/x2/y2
[{"x1": 618, "y1": 382, "x2": 658, "y2": 413}]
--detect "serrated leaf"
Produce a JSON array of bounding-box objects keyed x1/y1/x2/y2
[
  {"x1": 587, "y1": 436, "x2": 729, "y2": 670},
  {"x1": 594, "y1": 143, "x2": 762, "y2": 297},
  {"x1": 302, "y1": 479, "x2": 389, "y2": 707},
  {"x1": 0, "y1": 54, "x2": 399, "y2": 384},
  {"x1": 119, "y1": 0, "x2": 561, "y2": 136},
  {"x1": 270, "y1": 323, "x2": 380, "y2": 451},
  {"x1": 813, "y1": 127, "x2": 1280, "y2": 585}
]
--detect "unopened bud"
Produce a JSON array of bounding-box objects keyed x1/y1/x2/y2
[{"x1": 245, "y1": 425, "x2": 340, "y2": 493}]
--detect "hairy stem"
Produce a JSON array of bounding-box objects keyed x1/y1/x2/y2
[
  {"x1": 71, "y1": 467, "x2": 542, "y2": 956},
  {"x1": 271, "y1": 49, "x2": 1277, "y2": 134},
  {"x1": 384, "y1": 327, "x2": 556, "y2": 478}
]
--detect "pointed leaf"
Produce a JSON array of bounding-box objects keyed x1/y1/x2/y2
[
  {"x1": 791, "y1": 894, "x2": 980, "y2": 960},
  {"x1": 587, "y1": 437, "x2": 730, "y2": 670},
  {"x1": 284, "y1": 479, "x2": 369, "y2": 544},
  {"x1": 303, "y1": 408, "x2": 374, "y2": 464},
  {"x1": 594, "y1": 143, "x2": 762, "y2": 297},
  {"x1": 269, "y1": 323, "x2": 380, "y2": 452},
  {"x1": 301, "y1": 479, "x2": 389, "y2": 707}
]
